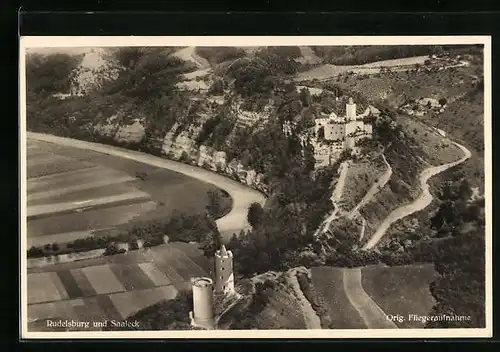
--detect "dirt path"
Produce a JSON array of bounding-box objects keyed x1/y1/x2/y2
[
  {"x1": 359, "y1": 216, "x2": 367, "y2": 242},
  {"x1": 26, "y1": 133, "x2": 267, "y2": 243},
  {"x1": 313, "y1": 161, "x2": 349, "y2": 239},
  {"x1": 332, "y1": 161, "x2": 350, "y2": 203},
  {"x1": 173, "y1": 47, "x2": 210, "y2": 69},
  {"x1": 298, "y1": 46, "x2": 322, "y2": 64},
  {"x1": 342, "y1": 268, "x2": 397, "y2": 329},
  {"x1": 362, "y1": 140, "x2": 471, "y2": 250},
  {"x1": 348, "y1": 153, "x2": 392, "y2": 220}
]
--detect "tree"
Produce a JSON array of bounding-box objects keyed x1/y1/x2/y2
[
  {"x1": 299, "y1": 88, "x2": 312, "y2": 107},
  {"x1": 247, "y1": 202, "x2": 265, "y2": 229},
  {"x1": 206, "y1": 190, "x2": 222, "y2": 218},
  {"x1": 317, "y1": 126, "x2": 325, "y2": 140},
  {"x1": 112, "y1": 47, "x2": 144, "y2": 69},
  {"x1": 439, "y1": 97, "x2": 448, "y2": 106},
  {"x1": 208, "y1": 79, "x2": 224, "y2": 95},
  {"x1": 26, "y1": 53, "x2": 82, "y2": 95}
]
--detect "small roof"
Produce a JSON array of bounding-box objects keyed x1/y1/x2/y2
[{"x1": 348, "y1": 97, "x2": 354, "y2": 104}]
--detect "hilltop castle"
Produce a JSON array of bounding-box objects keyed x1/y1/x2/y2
[
  {"x1": 314, "y1": 97, "x2": 374, "y2": 167},
  {"x1": 315, "y1": 97, "x2": 373, "y2": 145},
  {"x1": 189, "y1": 244, "x2": 235, "y2": 330}
]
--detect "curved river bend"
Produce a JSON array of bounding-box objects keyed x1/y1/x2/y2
[{"x1": 26, "y1": 132, "x2": 267, "y2": 243}]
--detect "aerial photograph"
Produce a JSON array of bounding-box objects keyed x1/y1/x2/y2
[{"x1": 21, "y1": 39, "x2": 489, "y2": 337}]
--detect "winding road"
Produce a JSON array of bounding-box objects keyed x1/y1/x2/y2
[
  {"x1": 172, "y1": 47, "x2": 210, "y2": 69},
  {"x1": 362, "y1": 140, "x2": 471, "y2": 250},
  {"x1": 343, "y1": 268, "x2": 397, "y2": 329},
  {"x1": 26, "y1": 132, "x2": 267, "y2": 243}
]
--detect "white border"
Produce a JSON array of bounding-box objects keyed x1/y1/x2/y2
[{"x1": 19, "y1": 36, "x2": 493, "y2": 339}]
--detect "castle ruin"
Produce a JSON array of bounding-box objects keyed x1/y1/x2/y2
[
  {"x1": 189, "y1": 277, "x2": 216, "y2": 330},
  {"x1": 189, "y1": 244, "x2": 236, "y2": 330},
  {"x1": 314, "y1": 97, "x2": 374, "y2": 167}
]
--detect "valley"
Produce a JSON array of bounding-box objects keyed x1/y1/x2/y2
[{"x1": 23, "y1": 43, "x2": 487, "y2": 332}]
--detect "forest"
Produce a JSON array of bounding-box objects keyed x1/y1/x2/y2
[{"x1": 310, "y1": 45, "x2": 481, "y2": 65}]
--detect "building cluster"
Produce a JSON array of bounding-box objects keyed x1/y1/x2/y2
[
  {"x1": 399, "y1": 97, "x2": 446, "y2": 117},
  {"x1": 313, "y1": 97, "x2": 375, "y2": 168},
  {"x1": 189, "y1": 244, "x2": 236, "y2": 330}
]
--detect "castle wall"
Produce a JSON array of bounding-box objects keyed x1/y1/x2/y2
[
  {"x1": 363, "y1": 124, "x2": 373, "y2": 135},
  {"x1": 345, "y1": 121, "x2": 357, "y2": 136},
  {"x1": 346, "y1": 137, "x2": 356, "y2": 149},
  {"x1": 314, "y1": 117, "x2": 330, "y2": 135},
  {"x1": 324, "y1": 124, "x2": 345, "y2": 141}
]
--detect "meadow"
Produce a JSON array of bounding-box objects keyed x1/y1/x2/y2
[
  {"x1": 361, "y1": 264, "x2": 437, "y2": 328},
  {"x1": 309, "y1": 266, "x2": 367, "y2": 329}
]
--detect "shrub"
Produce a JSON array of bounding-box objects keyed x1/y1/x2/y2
[{"x1": 27, "y1": 246, "x2": 45, "y2": 258}]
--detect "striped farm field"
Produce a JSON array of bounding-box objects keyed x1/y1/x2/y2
[
  {"x1": 27, "y1": 243, "x2": 210, "y2": 331},
  {"x1": 26, "y1": 138, "x2": 232, "y2": 247},
  {"x1": 108, "y1": 263, "x2": 156, "y2": 291},
  {"x1": 137, "y1": 262, "x2": 173, "y2": 287},
  {"x1": 80, "y1": 264, "x2": 127, "y2": 295},
  {"x1": 361, "y1": 264, "x2": 437, "y2": 328},
  {"x1": 109, "y1": 286, "x2": 179, "y2": 320},
  {"x1": 27, "y1": 158, "x2": 96, "y2": 179},
  {"x1": 28, "y1": 272, "x2": 70, "y2": 304}
]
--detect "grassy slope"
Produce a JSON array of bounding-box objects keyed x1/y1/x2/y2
[
  {"x1": 360, "y1": 114, "x2": 465, "y2": 239},
  {"x1": 218, "y1": 273, "x2": 308, "y2": 330},
  {"x1": 330, "y1": 67, "x2": 477, "y2": 108},
  {"x1": 250, "y1": 287, "x2": 307, "y2": 329},
  {"x1": 361, "y1": 264, "x2": 437, "y2": 328},
  {"x1": 421, "y1": 87, "x2": 485, "y2": 191},
  {"x1": 342, "y1": 154, "x2": 386, "y2": 212},
  {"x1": 310, "y1": 266, "x2": 366, "y2": 329}
]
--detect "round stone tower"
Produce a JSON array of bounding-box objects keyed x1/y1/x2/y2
[
  {"x1": 190, "y1": 277, "x2": 215, "y2": 330},
  {"x1": 214, "y1": 245, "x2": 235, "y2": 294}
]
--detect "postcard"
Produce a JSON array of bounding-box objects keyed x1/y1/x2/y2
[{"x1": 20, "y1": 35, "x2": 492, "y2": 339}]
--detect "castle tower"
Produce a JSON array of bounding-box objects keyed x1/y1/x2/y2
[
  {"x1": 346, "y1": 97, "x2": 357, "y2": 121},
  {"x1": 190, "y1": 277, "x2": 215, "y2": 330},
  {"x1": 214, "y1": 245, "x2": 235, "y2": 294}
]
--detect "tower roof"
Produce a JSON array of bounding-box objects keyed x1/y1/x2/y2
[
  {"x1": 219, "y1": 244, "x2": 229, "y2": 256},
  {"x1": 348, "y1": 97, "x2": 354, "y2": 104}
]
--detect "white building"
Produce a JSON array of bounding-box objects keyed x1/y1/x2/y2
[
  {"x1": 313, "y1": 97, "x2": 374, "y2": 168},
  {"x1": 190, "y1": 277, "x2": 216, "y2": 330},
  {"x1": 315, "y1": 97, "x2": 373, "y2": 143},
  {"x1": 214, "y1": 245, "x2": 235, "y2": 295}
]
